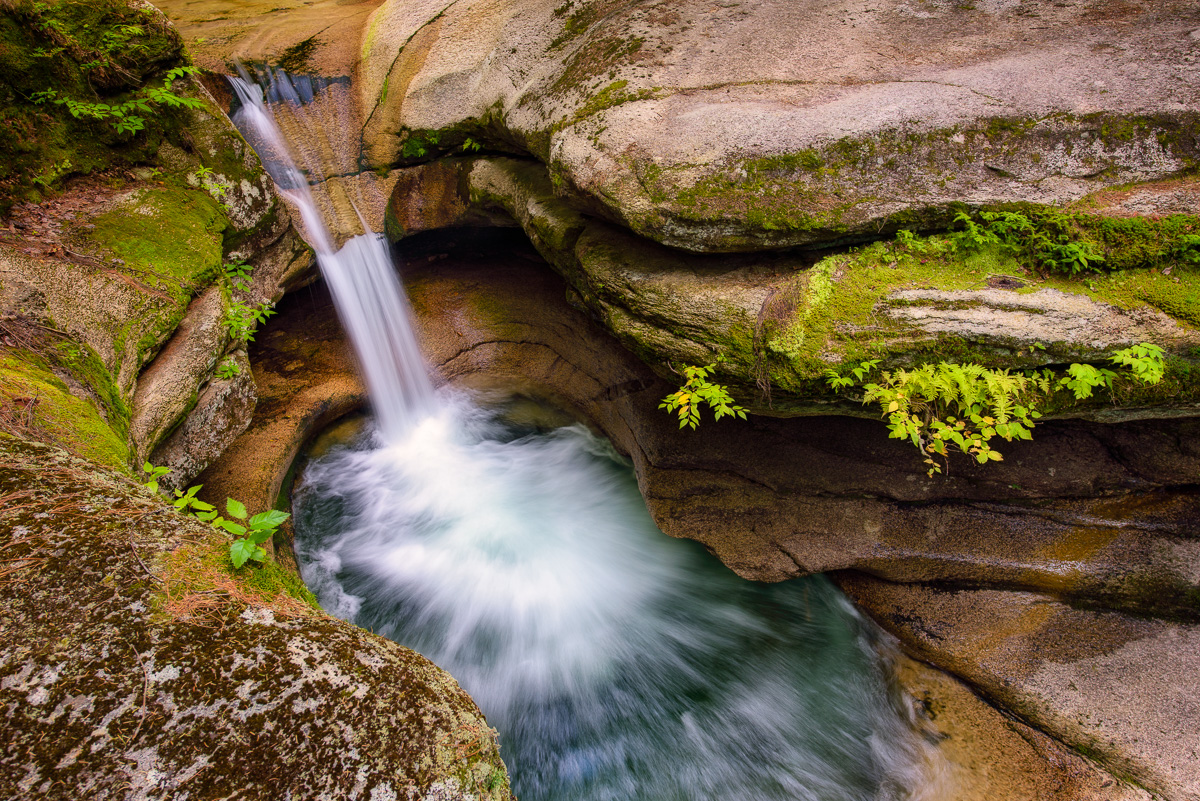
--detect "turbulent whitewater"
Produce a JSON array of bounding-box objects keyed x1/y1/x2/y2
[
  {"x1": 231, "y1": 70, "x2": 946, "y2": 801},
  {"x1": 292, "y1": 400, "x2": 945, "y2": 801}
]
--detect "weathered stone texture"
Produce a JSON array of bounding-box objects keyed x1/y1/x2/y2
[{"x1": 0, "y1": 436, "x2": 511, "y2": 801}]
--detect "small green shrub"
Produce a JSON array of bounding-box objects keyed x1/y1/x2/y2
[
  {"x1": 1172, "y1": 234, "x2": 1200, "y2": 266},
  {"x1": 214, "y1": 358, "x2": 241, "y2": 380},
  {"x1": 142, "y1": 463, "x2": 289, "y2": 568},
  {"x1": 194, "y1": 166, "x2": 233, "y2": 211},
  {"x1": 219, "y1": 261, "x2": 275, "y2": 344},
  {"x1": 222, "y1": 301, "x2": 275, "y2": 344},
  {"x1": 659, "y1": 363, "x2": 748, "y2": 429},
  {"x1": 825, "y1": 343, "x2": 1166, "y2": 475}
]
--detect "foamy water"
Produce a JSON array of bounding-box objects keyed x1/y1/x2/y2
[{"x1": 293, "y1": 397, "x2": 946, "y2": 801}]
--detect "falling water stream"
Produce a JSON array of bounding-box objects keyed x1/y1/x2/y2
[{"x1": 230, "y1": 73, "x2": 946, "y2": 800}]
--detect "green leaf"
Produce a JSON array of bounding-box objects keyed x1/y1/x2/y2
[
  {"x1": 217, "y1": 519, "x2": 247, "y2": 536},
  {"x1": 250, "y1": 510, "x2": 290, "y2": 529},
  {"x1": 248, "y1": 528, "x2": 274, "y2": 545},
  {"x1": 226, "y1": 498, "x2": 248, "y2": 520},
  {"x1": 230, "y1": 539, "x2": 255, "y2": 569}
]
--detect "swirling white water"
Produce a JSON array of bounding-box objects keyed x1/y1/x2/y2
[{"x1": 293, "y1": 397, "x2": 944, "y2": 801}]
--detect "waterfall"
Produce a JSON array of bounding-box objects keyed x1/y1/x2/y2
[
  {"x1": 229, "y1": 70, "x2": 949, "y2": 801},
  {"x1": 228, "y1": 73, "x2": 434, "y2": 441}
]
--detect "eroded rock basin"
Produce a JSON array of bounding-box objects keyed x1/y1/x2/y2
[
  {"x1": 196, "y1": 230, "x2": 1190, "y2": 799},
  {"x1": 289, "y1": 401, "x2": 944, "y2": 801}
]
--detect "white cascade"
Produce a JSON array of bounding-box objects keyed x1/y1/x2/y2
[{"x1": 227, "y1": 73, "x2": 434, "y2": 441}]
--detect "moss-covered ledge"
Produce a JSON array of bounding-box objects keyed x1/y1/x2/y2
[
  {"x1": 0, "y1": 434, "x2": 512, "y2": 800},
  {"x1": 384, "y1": 157, "x2": 1200, "y2": 419}
]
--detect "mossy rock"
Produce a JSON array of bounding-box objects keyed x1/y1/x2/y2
[
  {"x1": 0, "y1": 435, "x2": 513, "y2": 800},
  {"x1": 0, "y1": 352, "x2": 128, "y2": 471},
  {"x1": 386, "y1": 157, "x2": 1200, "y2": 418},
  {"x1": 360, "y1": 0, "x2": 1200, "y2": 253},
  {"x1": 0, "y1": 0, "x2": 187, "y2": 215}
]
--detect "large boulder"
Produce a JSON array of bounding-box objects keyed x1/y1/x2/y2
[
  {"x1": 0, "y1": 435, "x2": 512, "y2": 800},
  {"x1": 361, "y1": 0, "x2": 1200, "y2": 251}
]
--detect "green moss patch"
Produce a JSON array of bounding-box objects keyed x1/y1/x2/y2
[
  {"x1": 0, "y1": 352, "x2": 128, "y2": 470},
  {"x1": 757, "y1": 229, "x2": 1200, "y2": 409},
  {"x1": 622, "y1": 112, "x2": 1200, "y2": 249},
  {"x1": 157, "y1": 540, "x2": 318, "y2": 623},
  {"x1": 84, "y1": 186, "x2": 226, "y2": 303}
]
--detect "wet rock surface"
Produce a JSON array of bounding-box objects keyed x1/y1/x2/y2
[{"x1": 840, "y1": 575, "x2": 1200, "y2": 801}]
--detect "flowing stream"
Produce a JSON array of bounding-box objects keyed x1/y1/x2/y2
[{"x1": 230, "y1": 72, "x2": 946, "y2": 800}]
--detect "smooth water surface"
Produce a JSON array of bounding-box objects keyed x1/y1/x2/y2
[{"x1": 293, "y1": 395, "x2": 942, "y2": 801}]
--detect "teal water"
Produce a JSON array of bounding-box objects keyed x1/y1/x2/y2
[{"x1": 292, "y1": 394, "x2": 942, "y2": 801}]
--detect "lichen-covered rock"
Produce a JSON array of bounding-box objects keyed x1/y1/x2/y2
[
  {"x1": 149, "y1": 348, "x2": 257, "y2": 489},
  {"x1": 0, "y1": 435, "x2": 512, "y2": 801},
  {"x1": 129, "y1": 285, "x2": 229, "y2": 464},
  {"x1": 360, "y1": 0, "x2": 1200, "y2": 252}
]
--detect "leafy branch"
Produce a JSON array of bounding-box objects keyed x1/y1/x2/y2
[
  {"x1": 32, "y1": 65, "x2": 204, "y2": 136},
  {"x1": 220, "y1": 260, "x2": 275, "y2": 344},
  {"x1": 825, "y1": 344, "x2": 1166, "y2": 476},
  {"x1": 659, "y1": 363, "x2": 748, "y2": 429}
]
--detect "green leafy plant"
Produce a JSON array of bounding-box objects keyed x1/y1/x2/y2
[
  {"x1": 401, "y1": 130, "x2": 440, "y2": 158},
  {"x1": 141, "y1": 461, "x2": 170, "y2": 492},
  {"x1": 825, "y1": 343, "x2": 1167, "y2": 476},
  {"x1": 1173, "y1": 234, "x2": 1200, "y2": 266},
  {"x1": 948, "y1": 212, "x2": 1001, "y2": 253},
  {"x1": 141, "y1": 464, "x2": 289, "y2": 569},
  {"x1": 222, "y1": 300, "x2": 275, "y2": 345},
  {"x1": 31, "y1": 66, "x2": 203, "y2": 136},
  {"x1": 659, "y1": 363, "x2": 748, "y2": 429},
  {"x1": 840, "y1": 361, "x2": 1043, "y2": 475},
  {"x1": 214, "y1": 358, "x2": 242, "y2": 380},
  {"x1": 462, "y1": 137, "x2": 482, "y2": 153},
  {"x1": 1057, "y1": 362, "x2": 1116, "y2": 400},
  {"x1": 223, "y1": 260, "x2": 252, "y2": 292},
  {"x1": 194, "y1": 166, "x2": 233, "y2": 210},
  {"x1": 31, "y1": 158, "x2": 72, "y2": 188},
  {"x1": 950, "y1": 210, "x2": 1107, "y2": 275},
  {"x1": 219, "y1": 259, "x2": 273, "y2": 344},
  {"x1": 219, "y1": 500, "x2": 291, "y2": 569},
  {"x1": 1109, "y1": 342, "x2": 1166, "y2": 385}
]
